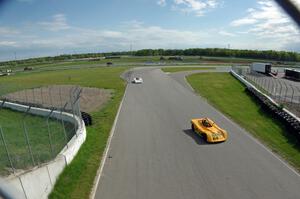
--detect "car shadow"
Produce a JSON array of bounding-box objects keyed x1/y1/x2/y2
[{"x1": 182, "y1": 129, "x2": 211, "y2": 145}]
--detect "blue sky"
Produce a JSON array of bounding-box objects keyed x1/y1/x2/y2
[{"x1": 0, "y1": 0, "x2": 299, "y2": 61}]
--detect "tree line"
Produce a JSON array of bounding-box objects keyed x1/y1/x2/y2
[
  {"x1": 1, "y1": 48, "x2": 299, "y2": 67},
  {"x1": 134, "y1": 48, "x2": 300, "y2": 62}
]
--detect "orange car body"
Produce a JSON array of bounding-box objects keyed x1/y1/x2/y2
[{"x1": 191, "y1": 118, "x2": 228, "y2": 143}]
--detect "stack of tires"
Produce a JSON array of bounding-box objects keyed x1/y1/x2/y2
[
  {"x1": 81, "y1": 112, "x2": 93, "y2": 126},
  {"x1": 246, "y1": 87, "x2": 300, "y2": 141}
]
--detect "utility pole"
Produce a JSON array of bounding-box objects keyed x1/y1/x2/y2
[
  {"x1": 130, "y1": 43, "x2": 133, "y2": 56},
  {"x1": 14, "y1": 51, "x2": 17, "y2": 68}
]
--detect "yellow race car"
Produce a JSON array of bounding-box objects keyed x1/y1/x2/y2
[{"x1": 191, "y1": 118, "x2": 228, "y2": 143}]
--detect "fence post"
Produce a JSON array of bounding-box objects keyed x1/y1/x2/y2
[
  {"x1": 49, "y1": 86, "x2": 54, "y2": 109},
  {"x1": 22, "y1": 120, "x2": 35, "y2": 166},
  {"x1": 25, "y1": 89, "x2": 28, "y2": 105},
  {"x1": 0, "y1": 125, "x2": 15, "y2": 174},
  {"x1": 283, "y1": 81, "x2": 289, "y2": 102},
  {"x1": 253, "y1": 75, "x2": 257, "y2": 85},
  {"x1": 297, "y1": 87, "x2": 300, "y2": 105},
  {"x1": 46, "y1": 109, "x2": 55, "y2": 158},
  {"x1": 40, "y1": 87, "x2": 44, "y2": 106},
  {"x1": 267, "y1": 78, "x2": 271, "y2": 95},
  {"x1": 258, "y1": 77, "x2": 262, "y2": 90},
  {"x1": 258, "y1": 76, "x2": 262, "y2": 89},
  {"x1": 273, "y1": 79, "x2": 278, "y2": 99},
  {"x1": 278, "y1": 81, "x2": 283, "y2": 103},
  {"x1": 32, "y1": 88, "x2": 35, "y2": 105},
  {"x1": 61, "y1": 102, "x2": 69, "y2": 148},
  {"x1": 291, "y1": 85, "x2": 295, "y2": 103},
  {"x1": 69, "y1": 87, "x2": 78, "y2": 136},
  {"x1": 0, "y1": 98, "x2": 6, "y2": 109},
  {"x1": 262, "y1": 78, "x2": 266, "y2": 91},
  {"x1": 72, "y1": 88, "x2": 82, "y2": 133}
]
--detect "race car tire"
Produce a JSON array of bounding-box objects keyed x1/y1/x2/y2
[{"x1": 191, "y1": 124, "x2": 195, "y2": 132}]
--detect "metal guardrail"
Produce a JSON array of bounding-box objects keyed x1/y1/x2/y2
[{"x1": 232, "y1": 66, "x2": 300, "y2": 116}]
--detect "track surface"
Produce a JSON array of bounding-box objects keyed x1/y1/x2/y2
[{"x1": 95, "y1": 68, "x2": 300, "y2": 199}]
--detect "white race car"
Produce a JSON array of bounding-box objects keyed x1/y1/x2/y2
[{"x1": 132, "y1": 77, "x2": 143, "y2": 84}]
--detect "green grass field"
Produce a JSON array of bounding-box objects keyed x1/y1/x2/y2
[
  {"x1": 0, "y1": 108, "x2": 74, "y2": 176},
  {"x1": 0, "y1": 66, "x2": 128, "y2": 198},
  {"x1": 161, "y1": 67, "x2": 215, "y2": 73},
  {"x1": 187, "y1": 73, "x2": 300, "y2": 171}
]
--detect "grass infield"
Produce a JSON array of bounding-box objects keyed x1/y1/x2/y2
[
  {"x1": 0, "y1": 66, "x2": 128, "y2": 198},
  {"x1": 0, "y1": 108, "x2": 74, "y2": 176}
]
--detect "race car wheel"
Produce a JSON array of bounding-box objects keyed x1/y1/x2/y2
[
  {"x1": 191, "y1": 124, "x2": 195, "y2": 132},
  {"x1": 202, "y1": 134, "x2": 207, "y2": 142}
]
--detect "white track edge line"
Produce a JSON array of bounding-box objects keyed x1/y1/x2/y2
[
  {"x1": 221, "y1": 112, "x2": 300, "y2": 177},
  {"x1": 90, "y1": 83, "x2": 128, "y2": 199}
]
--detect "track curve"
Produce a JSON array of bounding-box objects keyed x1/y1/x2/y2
[{"x1": 94, "y1": 68, "x2": 300, "y2": 199}]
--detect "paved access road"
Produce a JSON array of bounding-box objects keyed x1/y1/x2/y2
[{"x1": 95, "y1": 68, "x2": 300, "y2": 199}]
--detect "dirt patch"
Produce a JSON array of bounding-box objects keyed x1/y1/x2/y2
[{"x1": 3, "y1": 85, "x2": 112, "y2": 113}]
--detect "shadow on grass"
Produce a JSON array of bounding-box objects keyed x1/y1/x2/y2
[{"x1": 182, "y1": 129, "x2": 211, "y2": 145}]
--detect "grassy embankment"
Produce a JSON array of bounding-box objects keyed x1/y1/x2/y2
[
  {"x1": 0, "y1": 66, "x2": 128, "y2": 198},
  {"x1": 187, "y1": 73, "x2": 300, "y2": 171}
]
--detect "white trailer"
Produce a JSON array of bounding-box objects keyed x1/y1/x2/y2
[{"x1": 251, "y1": 63, "x2": 272, "y2": 74}]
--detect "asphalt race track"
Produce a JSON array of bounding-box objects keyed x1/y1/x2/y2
[{"x1": 95, "y1": 68, "x2": 300, "y2": 199}]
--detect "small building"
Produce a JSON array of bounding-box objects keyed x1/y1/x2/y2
[
  {"x1": 0, "y1": 69, "x2": 13, "y2": 76},
  {"x1": 24, "y1": 67, "x2": 33, "y2": 71},
  {"x1": 168, "y1": 56, "x2": 184, "y2": 61},
  {"x1": 160, "y1": 56, "x2": 166, "y2": 61},
  {"x1": 105, "y1": 56, "x2": 121, "y2": 59}
]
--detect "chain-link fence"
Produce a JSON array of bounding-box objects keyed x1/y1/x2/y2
[
  {"x1": 0, "y1": 85, "x2": 82, "y2": 177},
  {"x1": 232, "y1": 65, "x2": 300, "y2": 116}
]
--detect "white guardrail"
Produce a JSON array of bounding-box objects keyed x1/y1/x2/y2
[
  {"x1": 1, "y1": 100, "x2": 86, "y2": 199},
  {"x1": 230, "y1": 70, "x2": 300, "y2": 123}
]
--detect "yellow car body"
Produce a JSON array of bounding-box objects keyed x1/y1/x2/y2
[{"x1": 191, "y1": 118, "x2": 228, "y2": 143}]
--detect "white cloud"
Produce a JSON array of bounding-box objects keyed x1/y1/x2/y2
[
  {"x1": 121, "y1": 20, "x2": 144, "y2": 28},
  {"x1": 157, "y1": 0, "x2": 167, "y2": 7},
  {"x1": 230, "y1": 0, "x2": 300, "y2": 49},
  {"x1": 38, "y1": 14, "x2": 70, "y2": 32},
  {"x1": 29, "y1": 24, "x2": 205, "y2": 50},
  {"x1": 161, "y1": 0, "x2": 220, "y2": 16},
  {"x1": 218, "y1": 30, "x2": 236, "y2": 37},
  {"x1": 0, "y1": 41, "x2": 18, "y2": 47},
  {"x1": 1, "y1": 20, "x2": 210, "y2": 52},
  {"x1": 230, "y1": 18, "x2": 257, "y2": 26},
  {"x1": 0, "y1": 27, "x2": 20, "y2": 35}
]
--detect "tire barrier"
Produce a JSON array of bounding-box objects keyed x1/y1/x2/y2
[
  {"x1": 231, "y1": 69, "x2": 300, "y2": 142},
  {"x1": 81, "y1": 111, "x2": 93, "y2": 126},
  {"x1": 246, "y1": 87, "x2": 300, "y2": 141}
]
